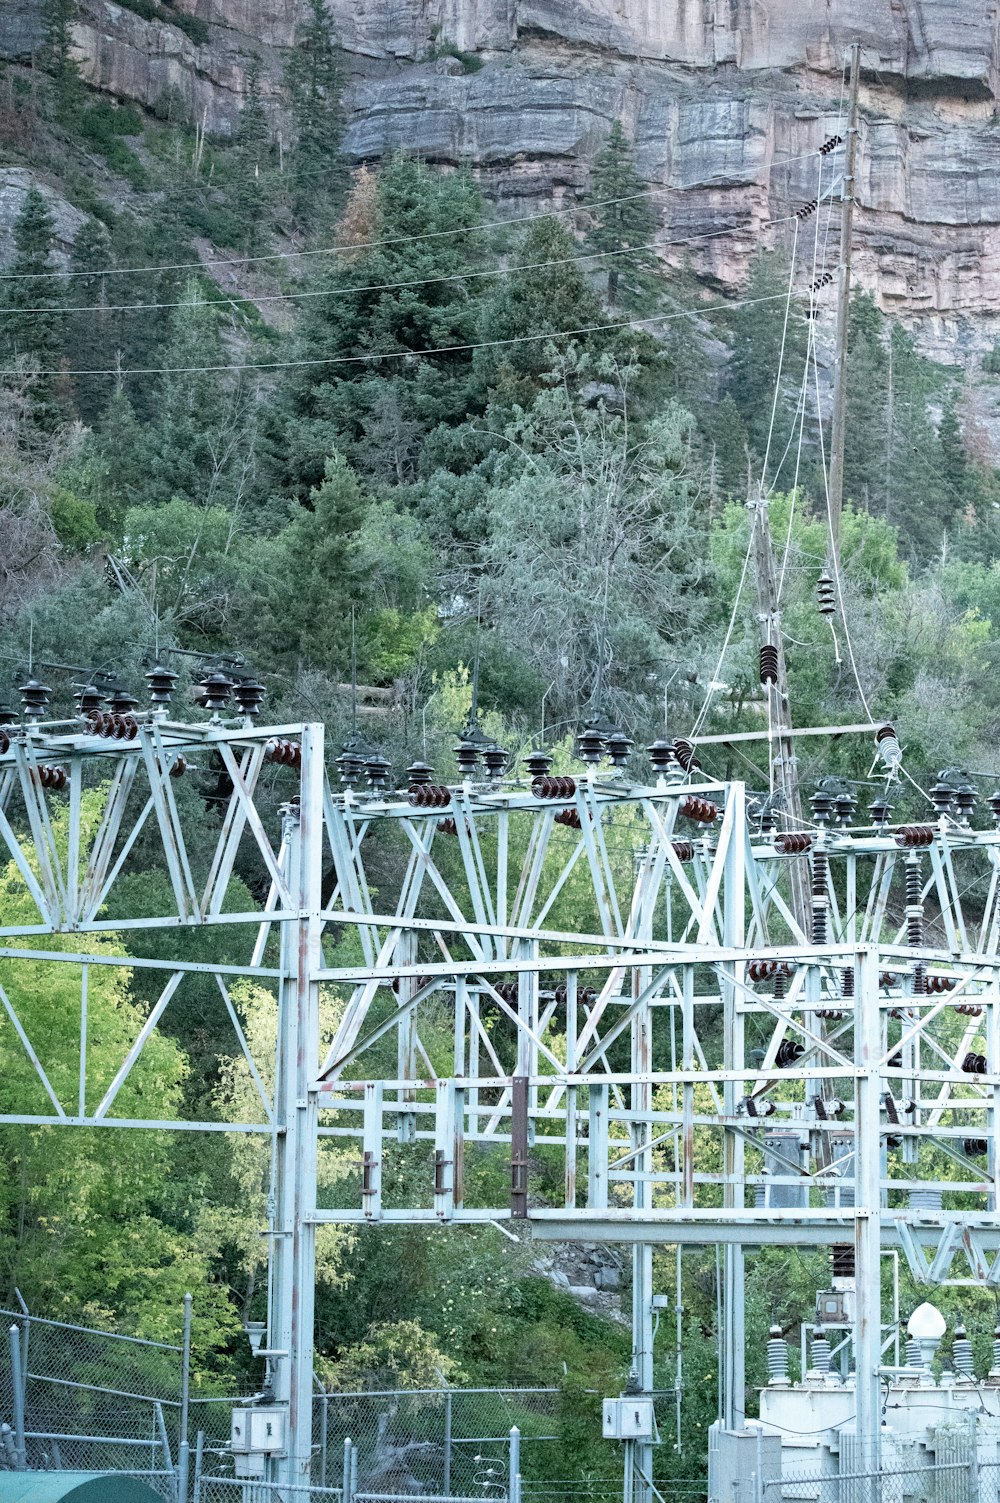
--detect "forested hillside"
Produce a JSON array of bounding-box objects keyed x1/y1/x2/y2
[{"x1": 4, "y1": 1, "x2": 1000, "y2": 1466}]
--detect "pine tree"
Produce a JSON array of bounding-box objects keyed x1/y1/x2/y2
[
  {"x1": 584, "y1": 121, "x2": 659, "y2": 310},
  {"x1": 232, "y1": 56, "x2": 272, "y2": 255},
  {"x1": 285, "y1": 0, "x2": 347, "y2": 228},
  {"x1": 66, "y1": 217, "x2": 114, "y2": 426},
  {"x1": 725, "y1": 248, "x2": 805, "y2": 463},
  {"x1": 842, "y1": 293, "x2": 889, "y2": 512},
  {"x1": 41, "y1": 0, "x2": 80, "y2": 117},
  {"x1": 272, "y1": 155, "x2": 486, "y2": 496},
  {"x1": 144, "y1": 279, "x2": 227, "y2": 502},
  {"x1": 0, "y1": 186, "x2": 67, "y2": 431}
]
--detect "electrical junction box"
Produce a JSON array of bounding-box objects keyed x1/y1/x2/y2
[
  {"x1": 603, "y1": 1397, "x2": 657, "y2": 1441},
  {"x1": 231, "y1": 1405, "x2": 286, "y2": 1455}
]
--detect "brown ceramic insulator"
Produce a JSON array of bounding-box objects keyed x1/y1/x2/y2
[
  {"x1": 680, "y1": 795, "x2": 718, "y2": 824},
  {"x1": 955, "y1": 1001, "x2": 983, "y2": 1017},
  {"x1": 35, "y1": 764, "x2": 67, "y2": 791},
  {"x1": 894, "y1": 826, "x2": 935, "y2": 848},
  {"x1": 437, "y1": 817, "x2": 458, "y2": 835},
  {"x1": 748, "y1": 959, "x2": 777, "y2": 982},
  {"x1": 531, "y1": 775, "x2": 577, "y2": 799},
  {"x1": 926, "y1": 975, "x2": 955, "y2": 994},
  {"x1": 962, "y1": 1052, "x2": 988, "y2": 1075},
  {"x1": 555, "y1": 808, "x2": 582, "y2": 829},
  {"x1": 408, "y1": 785, "x2": 452, "y2": 809},
  {"x1": 264, "y1": 738, "x2": 302, "y2": 769},
  {"x1": 774, "y1": 831, "x2": 813, "y2": 855},
  {"x1": 775, "y1": 1039, "x2": 805, "y2": 1069},
  {"x1": 672, "y1": 840, "x2": 696, "y2": 862},
  {"x1": 759, "y1": 644, "x2": 779, "y2": 686},
  {"x1": 0, "y1": 729, "x2": 8, "y2": 756}
]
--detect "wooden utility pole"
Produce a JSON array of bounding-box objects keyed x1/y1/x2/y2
[{"x1": 827, "y1": 41, "x2": 862, "y2": 556}]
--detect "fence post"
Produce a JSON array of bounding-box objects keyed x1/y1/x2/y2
[
  {"x1": 351, "y1": 1438, "x2": 358, "y2": 1503},
  {"x1": 192, "y1": 1430, "x2": 205, "y2": 1503},
  {"x1": 509, "y1": 1426, "x2": 521, "y2": 1503},
  {"x1": 969, "y1": 1412, "x2": 980, "y2": 1503},
  {"x1": 177, "y1": 1292, "x2": 192, "y2": 1503},
  {"x1": 344, "y1": 1435, "x2": 354, "y2": 1503},
  {"x1": 8, "y1": 1325, "x2": 25, "y2": 1470},
  {"x1": 318, "y1": 1383, "x2": 328, "y2": 1488},
  {"x1": 443, "y1": 1390, "x2": 453, "y2": 1497},
  {"x1": 156, "y1": 1399, "x2": 175, "y2": 1479}
]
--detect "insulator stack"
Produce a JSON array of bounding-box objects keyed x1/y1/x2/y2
[
  {"x1": 748, "y1": 959, "x2": 796, "y2": 985},
  {"x1": 391, "y1": 975, "x2": 433, "y2": 996},
  {"x1": 86, "y1": 711, "x2": 139, "y2": 741},
  {"x1": 0, "y1": 703, "x2": 17, "y2": 726},
  {"x1": 408, "y1": 785, "x2": 452, "y2": 809},
  {"x1": 493, "y1": 982, "x2": 520, "y2": 1004},
  {"x1": 817, "y1": 1005, "x2": 844, "y2": 1021},
  {"x1": 680, "y1": 795, "x2": 717, "y2": 824},
  {"x1": 953, "y1": 1325, "x2": 975, "y2": 1377},
  {"x1": 767, "y1": 1326, "x2": 790, "y2": 1383},
  {"x1": 672, "y1": 840, "x2": 696, "y2": 862},
  {"x1": 646, "y1": 740, "x2": 676, "y2": 775},
  {"x1": 0, "y1": 730, "x2": 8, "y2": 756},
  {"x1": 810, "y1": 1332, "x2": 832, "y2": 1373},
  {"x1": 19, "y1": 678, "x2": 51, "y2": 717},
  {"x1": 955, "y1": 782, "x2": 977, "y2": 826},
  {"x1": 76, "y1": 684, "x2": 104, "y2": 717},
  {"x1": 990, "y1": 791, "x2": 1000, "y2": 829},
  {"x1": 955, "y1": 999, "x2": 983, "y2": 1017},
  {"x1": 406, "y1": 760, "x2": 434, "y2": 787},
  {"x1": 811, "y1": 847, "x2": 829, "y2": 945},
  {"x1": 555, "y1": 808, "x2": 582, "y2": 829},
  {"x1": 774, "y1": 831, "x2": 813, "y2": 855},
  {"x1": 606, "y1": 730, "x2": 633, "y2": 768},
  {"x1": 930, "y1": 776, "x2": 955, "y2": 817},
  {"x1": 773, "y1": 970, "x2": 788, "y2": 999},
  {"x1": 365, "y1": 754, "x2": 391, "y2": 790},
  {"x1": 232, "y1": 677, "x2": 266, "y2": 719},
  {"x1": 168, "y1": 755, "x2": 187, "y2": 779},
  {"x1": 880, "y1": 972, "x2": 898, "y2": 988},
  {"x1": 145, "y1": 664, "x2": 178, "y2": 707},
  {"x1": 842, "y1": 966, "x2": 855, "y2": 999},
  {"x1": 524, "y1": 750, "x2": 553, "y2": 780},
  {"x1": 197, "y1": 671, "x2": 232, "y2": 712},
  {"x1": 962, "y1": 1052, "x2": 987, "y2": 1075},
  {"x1": 532, "y1": 776, "x2": 576, "y2": 799},
  {"x1": 263, "y1": 738, "x2": 302, "y2": 770},
  {"x1": 454, "y1": 738, "x2": 481, "y2": 776},
  {"x1": 438, "y1": 817, "x2": 458, "y2": 836},
  {"x1": 576, "y1": 726, "x2": 606, "y2": 764},
  {"x1": 925, "y1": 975, "x2": 955, "y2": 994},
  {"x1": 810, "y1": 270, "x2": 835, "y2": 294},
  {"x1": 905, "y1": 856, "x2": 925, "y2": 994},
  {"x1": 759, "y1": 803, "x2": 776, "y2": 835},
  {"x1": 895, "y1": 826, "x2": 934, "y2": 848},
  {"x1": 817, "y1": 572, "x2": 836, "y2": 615},
  {"x1": 966, "y1": 1139, "x2": 989, "y2": 1157},
  {"x1": 484, "y1": 744, "x2": 509, "y2": 780},
  {"x1": 834, "y1": 790, "x2": 857, "y2": 827},
  {"x1": 336, "y1": 747, "x2": 365, "y2": 783},
  {"x1": 819, "y1": 133, "x2": 844, "y2": 155},
  {"x1": 775, "y1": 1039, "x2": 805, "y2": 1069},
  {"x1": 33, "y1": 764, "x2": 67, "y2": 791},
  {"x1": 553, "y1": 984, "x2": 597, "y2": 1006},
  {"x1": 906, "y1": 1337, "x2": 923, "y2": 1370},
  {"x1": 794, "y1": 198, "x2": 818, "y2": 220},
  {"x1": 810, "y1": 789, "x2": 834, "y2": 825},
  {"x1": 875, "y1": 724, "x2": 902, "y2": 773},
  {"x1": 869, "y1": 794, "x2": 893, "y2": 828},
  {"x1": 993, "y1": 1327, "x2": 1000, "y2": 1377},
  {"x1": 672, "y1": 738, "x2": 700, "y2": 773},
  {"x1": 760, "y1": 644, "x2": 779, "y2": 686}
]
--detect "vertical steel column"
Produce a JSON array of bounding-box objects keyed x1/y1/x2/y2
[
  {"x1": 854, "y1": 945, "x2": 882, "y2": 1470},
  {"x1": 722, "y1": 787, "x2": 747, "y2": 1430},
  {"x1": 397, "y1": 929, "x2": 418, "y2": 1143},
  {"x1": 177, "y1": 1291, "x2": 192, "y2": 1502},
  {"x1": 631, "y1": 855, "x2": 656, "y2": 1503},
  {"x1": 270, "y1": 723, "x2": 324, "y2": 1488}
]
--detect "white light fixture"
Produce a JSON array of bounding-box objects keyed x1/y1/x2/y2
[
  {"x1": 907, "y1": 1302, "x2": 946, "y2": 1368},
  {"x1": 244, "y1": 1320, "x2": 267, "y2": 1356}
]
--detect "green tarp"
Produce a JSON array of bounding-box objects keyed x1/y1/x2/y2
[{"x1": 0, "y1": 1475, "x2": 165, "y2": 1501}]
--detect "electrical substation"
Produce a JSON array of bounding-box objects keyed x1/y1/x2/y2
[{"x1": 4, "y1": 652, "x2": 1000, "y2": 1502}]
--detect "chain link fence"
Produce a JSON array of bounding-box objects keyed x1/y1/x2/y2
[
  {"x1": 762, "y1": 1459, "x2": 997, "y2": 1503},
  {"x1": 0, "y1": 1302, "x2": 185, "y2": 1493}
]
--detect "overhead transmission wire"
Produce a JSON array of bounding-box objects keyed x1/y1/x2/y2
[
  {"x1": 0, "y1": 219, "x2": 798, "y2": 318},
  {"x1": 0, "y1": 150, "x2": 831, "y2": 286},
  {"x1": 0, "y1": 287, "x2": 800, "y2": 379}
]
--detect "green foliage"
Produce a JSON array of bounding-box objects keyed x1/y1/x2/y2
[
  {"x1": 41, "y1": 0, "x2": 81, "y2": 117},
  {"x1": 230, "y1": 56, "x2": 274, "y2": 254},
  {"x1": 725, "y1": 248, "x2": 806, "y2": 465},
  {"x1": 284, "y1": 0, "x2": 347, "y2": 227},
  {"x1": 584, "y1": 120, "x2": 659, "y2": 310},
  {"x1": 114, "y1": 0, "x2": 210, "y2": 46},
  {"x1": 0, "y1": 186, "x2": 67, "y2": 431}
]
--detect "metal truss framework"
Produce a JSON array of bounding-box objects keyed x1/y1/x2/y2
[{"x1": 3, "y1": 715, "x2": 1000, "y2": 1489}]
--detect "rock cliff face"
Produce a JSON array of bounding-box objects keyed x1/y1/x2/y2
[{"x1": 1, "y1": 0, "x2": 999, "y2": 354}]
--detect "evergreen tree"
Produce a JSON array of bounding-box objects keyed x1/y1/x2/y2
[
  {"x1": 144, "y1": 279, "x2": 229, "y2": 503},
  {"x1": 272, "y1": 156, "x2": 486, "y2": 497},
  {"x1": 584, "y1": 121, "x2": 659, "y2": 310},
  {"x1": 706, "y1": 394, "x2": 751, "y2": 498},
  {"x1": 0, "y1": 186, "x2": 67, "y2": 431},
  {"x1": 842, "y1": 293, "x2": 889, "y2": 512},
  {"x1": 232, "y1": 56, "x2": 273, "y2": 255},
  {"x1": 285, "y1": 0, "x2": 347, "y2": 228},
  {"x1": 41, "y1": 0, "x2": 80, "y2": 117},
  {"x1": 883, "y1": 324, "x2": 953, "y2": 559},
  {"x1": 476, "y1": 217, "x2": 604, "y2": 405},
  {"x1": 725, "y1": 248, "x2": 805, "y2": 463},
  {"x1": 66, "y1": 218, "x2": 114, "y2": 426}
]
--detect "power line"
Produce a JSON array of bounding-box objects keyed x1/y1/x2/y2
[
  {"x1": 0, "y1": 289, "x2": 794, "y2": 380},
  {"x1": 0, "y1": 148, "x2": 838, "y2": 286},
  {"x1": 0, "y1": 218, "x2": 797, "y2": 318}
]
